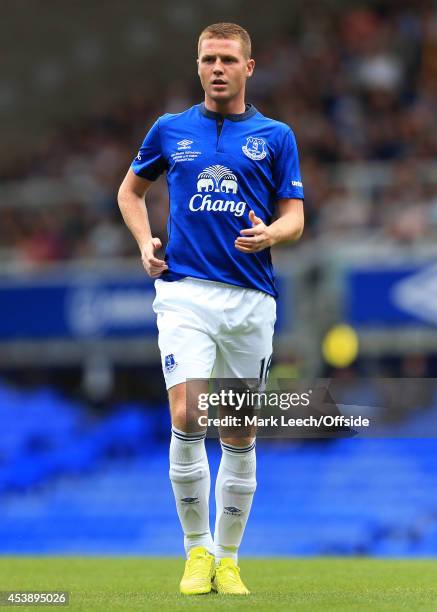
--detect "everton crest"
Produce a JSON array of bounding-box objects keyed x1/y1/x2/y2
[
  {"x1": 242, "y1": 136, "x2": 267, "y2": 160},
  {"x1": 165, "y1": 353, "x2": 178, "y2": 373}
]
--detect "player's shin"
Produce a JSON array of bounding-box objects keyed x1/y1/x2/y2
[
  {"x1": 214, "y1": 440, "x2": 257, "y2": 563},
  {"x1": 169, "y1": 427, "x2": 214, "y2": 556}
]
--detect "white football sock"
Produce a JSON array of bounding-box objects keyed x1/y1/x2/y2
[
  {"x1": 169, "y1": 427, "x2": 214, "y2": 557},
  {"x1": 214, "y1": 440, "x2": 257, "y2": 564}
]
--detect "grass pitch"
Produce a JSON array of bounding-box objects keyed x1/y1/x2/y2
[{"x1": 0, "y1": 557, "x2": 436, "y2": 611}]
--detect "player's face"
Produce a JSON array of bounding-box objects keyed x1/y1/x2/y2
[{"x1": 197, "y1": 38, "x2": 255, "y2": 105}]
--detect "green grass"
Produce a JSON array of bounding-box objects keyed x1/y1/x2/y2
[{"x1": 0, "y1": 557, "x2": 436, "y2": 611}]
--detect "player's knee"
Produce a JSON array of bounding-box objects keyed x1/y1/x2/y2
[
  {"x1": 169, "y1": 462, "x2": 208, "y2": 484},
  {"x1": 222, "y1": 476, "x2": 257, "y2": 495},
  {"x1": 169, "y1": 385, "x2": 187, "y2": 425},
  {"x1": 170, "y1": 405, "x2": 200, "y2": 432}
]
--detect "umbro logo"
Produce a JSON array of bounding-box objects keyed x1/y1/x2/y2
[
  {"x1": 224, "y1": 506, "x2": 242, "y2": 515},
  {"x1": 177, "y1": 139, "x2": 193, "y2": 150},
  {"x1": 181, "y1": 497, "x2": 199, "y2": 504}
]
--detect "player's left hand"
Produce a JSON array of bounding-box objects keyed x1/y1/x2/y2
[{"x1": 234, "y1": 210, "x2": 273, "y2": 253}]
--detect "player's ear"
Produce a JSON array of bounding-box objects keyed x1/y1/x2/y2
[{"x1": 247, "y1": 58, "x2": 255, "y2": 78}]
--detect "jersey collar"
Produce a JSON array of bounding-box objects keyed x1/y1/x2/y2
[{"x1": 199, "y1": 102, "x2": 257, "y2": 122}]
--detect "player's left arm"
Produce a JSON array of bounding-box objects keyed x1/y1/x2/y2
[{"x1": 234, "y1": 198, "x2": 304, "y2": 253}]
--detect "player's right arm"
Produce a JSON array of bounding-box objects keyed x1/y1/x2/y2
[{"x1": 117, "y1": 168, "x2": 168, "y2": 278}]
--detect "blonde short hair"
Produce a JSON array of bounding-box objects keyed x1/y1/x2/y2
[{"x1": 198, "y1": 22, "x2": 252, "y2": 59}]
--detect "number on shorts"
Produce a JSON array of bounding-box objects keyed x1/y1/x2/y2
[{"x1": 259, "y1": 354, "x2": 272, "y2": 385}]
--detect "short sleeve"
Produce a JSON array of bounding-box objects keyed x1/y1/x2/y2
[
  {"x1": 131, "y1": 118, "x2": 167, "y2": 181},
  {"x1": 273, "y1": 128, "x2": 304, "y2": 201}
]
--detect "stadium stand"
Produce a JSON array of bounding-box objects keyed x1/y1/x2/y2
[{"x1": 0, "y1": 379, "x2": 436, "y2": 556}]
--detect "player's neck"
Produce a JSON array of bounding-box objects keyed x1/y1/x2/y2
[{"x1": 204, "y1": 95, "x2": 246, "y2": 116}]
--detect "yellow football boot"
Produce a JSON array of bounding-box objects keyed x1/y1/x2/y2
[
  {"x1": 179, "y1": 546, "x2": 215, "y2": 595},
  {"x1": 212, "y1": 558, "x2": 250, "y2": 595}
]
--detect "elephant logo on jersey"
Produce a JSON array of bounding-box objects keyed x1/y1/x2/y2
[
  {"x1": 196, "y1": 165, "x2": 238, "y2": 193},
  {"x1": 190, "y1": 165, "x2": 246, "y2": 217},
  {"x1": 242, "y1": 136, "x2": 267, "y2": 160}
]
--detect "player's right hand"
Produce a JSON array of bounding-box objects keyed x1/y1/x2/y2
[{"x1": 141, "y1": 237, "x2": 168, "y2": 277}]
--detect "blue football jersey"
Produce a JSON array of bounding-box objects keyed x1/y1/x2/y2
[{"x1": 131, "y1": 103, "x2": 304, "y2": 298}]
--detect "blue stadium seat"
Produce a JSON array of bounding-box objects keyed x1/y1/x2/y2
[{"x1": 1, "y1": 380, "x2": 437, "y2": 557}]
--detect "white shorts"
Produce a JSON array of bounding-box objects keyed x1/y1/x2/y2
[{"x1": 153, "y1": 277, "x2": 276, "y2": 390}]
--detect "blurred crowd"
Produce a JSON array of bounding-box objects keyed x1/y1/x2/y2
[{"x1": 2, "y1": 4, "x2": 437, "y2": 265}]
